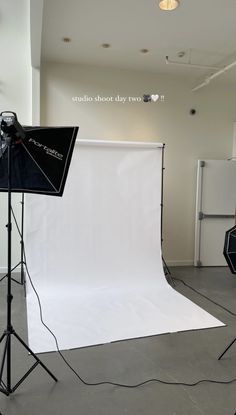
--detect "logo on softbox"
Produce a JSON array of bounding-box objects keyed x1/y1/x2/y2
[{"x1": 28, "y1": 138, "x2": 63, "y2": 161}]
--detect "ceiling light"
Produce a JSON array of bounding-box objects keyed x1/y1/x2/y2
[
  {"x1": 140, "y1": 49, "x2": 149, "y2": 54},
  {"x1": 101, "y1": 43, "x2": 111, "y2": 48},
  {"x1": 159, "y1": 0, "x2": 179, "y2": 11}
]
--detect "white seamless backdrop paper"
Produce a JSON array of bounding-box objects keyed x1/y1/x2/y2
[{"x1": 25, "y1": 140, "x2": 224, "y2": 353}]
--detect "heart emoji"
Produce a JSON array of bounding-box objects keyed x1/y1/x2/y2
[{"x1": 151, "y1": 94, "x2": 159, "y2": 102}]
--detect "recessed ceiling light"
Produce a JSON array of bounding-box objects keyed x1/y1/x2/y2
[
  {"x1": 101, "y1": 43, "x2": 111, "y2": 48},
  {"x1": 62, "y1": 37, "x2": 71, "y2": 43},
  {"x1": 140, "y1": 49, "x2": 149, "y2": 54},
  {"x1": 159, "y1": 0, "x2": 179, "y2": 11}
]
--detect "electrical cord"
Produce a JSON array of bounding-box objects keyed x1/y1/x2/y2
[
  {"x1": 173, "y1": 277, "x2": 236, "y2": 317},
  {"x1": 10, "y1": 207, "x2": 236, "y2": 389}
]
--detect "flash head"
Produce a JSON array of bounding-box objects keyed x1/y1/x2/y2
[{"x1": 0, "y1": 111, "x2": 26, "y2": 144}]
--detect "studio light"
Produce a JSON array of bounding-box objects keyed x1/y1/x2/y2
[
  {"x1": 159, "y1": 0, "x2": 179, "y2": 11},
  {"x1": 0, "y1": 111, "x2": 78, "y2": 396}
]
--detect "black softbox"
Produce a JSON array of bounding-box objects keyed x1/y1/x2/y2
[
  {"x1": 223, "y1": 225, "x2": 236, "y2": 274},
  {"x1": 0, "y1": 126, "x2": 78, "y2": 196}
]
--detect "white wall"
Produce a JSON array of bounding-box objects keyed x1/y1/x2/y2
[
  {"x1": 0, "y1": 0, "x2": 32, "y2": 271},
  {"x1": 41, "y1": 62, "x2": 236, "y2": 265}
]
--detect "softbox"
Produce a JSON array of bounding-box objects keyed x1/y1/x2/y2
[
  {"x1": 223, "y1": 225, "x2": 236, "y2": 274},
  {"x1": 0, "y1": 126, "x2": 78, "y2": 196}
]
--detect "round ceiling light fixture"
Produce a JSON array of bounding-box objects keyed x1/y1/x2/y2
[{"x1": 159, "y1": 0, "x2": 180, "y2": 11}]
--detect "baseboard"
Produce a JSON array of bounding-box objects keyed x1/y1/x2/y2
[{"x1": 164, "y1": 260, "x2": 194, "y2": 267}]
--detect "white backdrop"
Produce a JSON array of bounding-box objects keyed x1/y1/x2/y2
[{"x1": 25, "y1": 141, "x2": 223, "y2": 353}]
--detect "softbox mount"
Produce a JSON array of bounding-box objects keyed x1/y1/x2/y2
[{"x1": 0, "y1": 111, "x2": 78, "y2": 395}]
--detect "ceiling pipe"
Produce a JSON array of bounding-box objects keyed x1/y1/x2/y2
[
  {"x1": 192, "y1": 60, "x2": 236, "y2": 92},
  {"x1": 165, "y1": 56, "x2": 220, "y2": 70},
  {"x1": 191, "y1": 79, "x2": 210, "y2": 92}
]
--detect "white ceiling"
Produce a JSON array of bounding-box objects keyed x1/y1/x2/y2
[{"x1": 41, "y1": 0, "x2": 236, "y2": 83}]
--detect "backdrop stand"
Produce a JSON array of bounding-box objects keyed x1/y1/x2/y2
[
  {"x1": 162, "y1": 256, "x2": 172, "y2": 280},
  {"x1": 0, "y1": 136, "x2": 57, "y2": 396},
  {"x1": 161, "y1": 144, "x2": 174, "y2": 287}
]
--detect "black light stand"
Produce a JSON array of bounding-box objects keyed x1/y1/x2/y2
[
  {"x1": 11, "y1": 193, "x2": 26, "y2": 288},
  {"x1": 0, "y1": 118, "x2": 57, "y2": 396},
  {"x1": 218, "y1": 338, "x2": 236, "y2": 361},
  {"x1": 0, "y1": 193, "x2": 26, "y2": 288},
  {"x1": 20, "y1": 193, "x2": 25, "y2": 285}
]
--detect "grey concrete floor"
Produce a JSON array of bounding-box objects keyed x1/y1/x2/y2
[{"x1": 0, "y1": 267, "x2": 236, "y2": 415}]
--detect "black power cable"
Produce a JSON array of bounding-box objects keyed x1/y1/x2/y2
[
  {"x1": 10, "y1": 207, "x2": 236, "y2": 389},
  {"x1": 173, "y1": 277, "x2": 236, "y2": 317}
]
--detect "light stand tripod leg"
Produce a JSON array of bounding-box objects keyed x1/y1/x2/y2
[
  {"x1": 0, "y1": 334, "x2": 10, "y2": 395},
  {"x1": 218, "y1": 337, "x2": 236, "y2": 360},
  {"x1": 13, "y1": 332, "x2": 58, "y2": 386},
  {"x1": 0, "y1": 334, "x2": 8, "y2": 381},
  {"x1": 6, "y1": 334, "x2": 11, "y2": 392},
  {"x1": 0, "y1": 275, "x2": 6, "y2": 283},
  {"x1": 0, "y1": 330, "x2": 57, "y2": 395},
  {"x1": 0, "y1": 332, "x2": 6, "y2": 344}
]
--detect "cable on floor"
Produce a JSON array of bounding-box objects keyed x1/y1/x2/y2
[
  {"x1": 10, "y1": 207, "x2": 236, "y2": 389},
  {"x1": 173, "y1": 277, "x2": 236, "y2": 317}
]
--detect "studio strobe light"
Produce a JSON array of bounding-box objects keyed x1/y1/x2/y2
[{"x1": 0, "y1": 111, "x2": 78, "y2": 395}]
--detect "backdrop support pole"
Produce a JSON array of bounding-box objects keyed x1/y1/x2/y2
[{"x1": 161, "y1": 144, "x2": 173, "y2": 284}]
